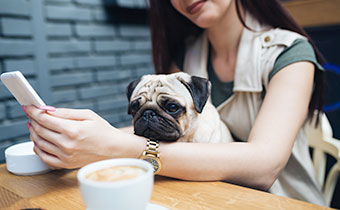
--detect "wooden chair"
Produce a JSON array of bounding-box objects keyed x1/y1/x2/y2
[{"x1": 304, "y1": 114, "x2": 340, "y2": 206}]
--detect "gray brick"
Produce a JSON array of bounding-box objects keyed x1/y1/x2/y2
[
  {"x1": 48, "y1": 40, "x2": 91, "y2": 54},
  {"x1": 100, "y1": 112, "x2": 124, "y2": 125},
  {"x1": 0, "y1": 104, "x2": 5, "y2": 120},
  {"x1": 46, "y1": 23, "x2": 72, "y2": 37},
  {"x1": 74, "y1": 56, "x2": 116, "y2": 68},
  {"x1": 28, "y1": 79, "x2": 40, "y2": 91},
  {"x1": 67, "y1": 102, "x2": 95, "y2": 110},
  {"x1": 1, "y1": 18, "x2": 32, "y2": 36},
  {"x1": 4, "y1": 59, "x2": 35, "y2": 75},
  {"x1": 116, "y1": 0, "x2": 147, "y2": 8},
  {"x1": 134, "y1": 40, "x2": 151, "y2": 51},
  {"x1": 120, "y1": 54, "x2": 152, "y2": 66},
  {"x1": 116, "y1": 0, "x2": 135, "y2": 8},
  {"x1": 0, "y1": 121, "x2": 28, "y2": 141},
  {"x1": 0, "y1": 39, "x2": 34, "y2": 56},
  {"x1": 97, "y1": 98, "x2": 128, "y2": 112},
  {"x1": 7, "y1": 101, "x2": 26, "y2": 119},
  {"x1": 75, "y1": 24, "x2": 116, "y2": 38},
  {"x1": 74, "y1": 0, "x2": 103, "y2": 6},
  {"x1": 0, "y1": 83, "x2": 12, "y2": 99},
  {"x1": 119, "y1": 25, "x2": 150, "y2": 37},
  {"x1": 97, "y1": 69, "x2": 132, "y2": 82},
  {"x1": 114, "y1": 120, "x2": 132, "y2": 128},
  {"x1": 46, "y1": 5, "x2": 92, "y2": 21},
  {"x1": 80, "y1": 85, "x2": 120, "y2": 99},
  {"x1": 136, "y1": 0, "x2": 147, "y2": 8},
  {"x1": 0, "y1": 144, "x2": 8, "y2": 163},
  {"x1": 51, "y1": 72, "x2": 93, "y2": 87},
  {"x1": 120, "y1": 114, "x2": 132, "y2": 122},
  {"x1": 94, "y1": 40, "x2": 131, "y2": 52},
  {"x1": 135, "y1": 66, "x2": 154, "y2": 76},
  {"x1": 0, "y1": 0, "x2": 31, "y2": 16},
  {"x1": 0, "y1": 142, "x2": 13, "y2": 163},
  {"x1": 46, "y1": 0, "x2": 72, "y2": 4},
  {"x1": 52, "y1": 89, "x2": 77, "y2": 104},
  {"x1": 48, "y1": 57, "x2": 74, "y2": 71},
  {"x1": 92, "y1": 9, "x2": 108, "y2": 21}
]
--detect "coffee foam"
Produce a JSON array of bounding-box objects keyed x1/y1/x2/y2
[{"x1": 86, "y1": 165, "x2": 146, "y2": 182}]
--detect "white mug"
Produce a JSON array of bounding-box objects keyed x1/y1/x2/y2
[{"x1": 77, "y1": 158, "x2": 154, "y2": 210}]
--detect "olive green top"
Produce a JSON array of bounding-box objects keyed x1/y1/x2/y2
[{"x1": 176, "y1": 39, "x2": 323, "y2": 107}]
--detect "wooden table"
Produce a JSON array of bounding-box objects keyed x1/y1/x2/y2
[{"x1": 0, "y1": 164, "x2": 332, "y2": 210}]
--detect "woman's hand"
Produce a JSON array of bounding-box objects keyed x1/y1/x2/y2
[{"x1": 24, "y1": 106, "x2": 145, "y2": 169}]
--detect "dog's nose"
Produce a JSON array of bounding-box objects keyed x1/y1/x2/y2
[{"x1": 143, "y1": 110, "x2": 156, "y2": 119}]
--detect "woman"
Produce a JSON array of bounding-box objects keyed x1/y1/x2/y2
[{"x1": 24, "y1": 0, "x2": 326, "y2": 206}]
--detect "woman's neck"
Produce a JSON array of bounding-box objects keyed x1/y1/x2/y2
[{"x1": 206, "y1": 1, "x2": 244, "y2": 58}]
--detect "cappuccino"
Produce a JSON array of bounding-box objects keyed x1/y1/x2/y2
[{"x1": 86, "y1": 165, "x2": 146, "y2": 182}]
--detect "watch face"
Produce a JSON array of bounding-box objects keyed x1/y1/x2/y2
[{"x1": 144, "y1": 157, "x2": 160, "y2": 173}]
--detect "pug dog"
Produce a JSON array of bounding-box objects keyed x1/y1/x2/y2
[{"x1": 126, "y1": 72, "x2": 233, "y2": 143}]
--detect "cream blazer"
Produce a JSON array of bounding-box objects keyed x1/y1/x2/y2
[{"x1": 182, "y1": 14, "x2": 327, "y2": 206}]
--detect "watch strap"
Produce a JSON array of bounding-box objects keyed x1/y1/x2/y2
[
  {"x1": 140, "y1": 139, "x2": 161, "y2": 174},
  {"x1": 142, "y1": 139, "x2": 160, "y2": 158}
]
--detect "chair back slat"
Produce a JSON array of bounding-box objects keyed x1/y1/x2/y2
[
  {"x1": 312, "y1": 149, "x2": 326, "y2": 187},
  {"x1": 304, "y1": 114, "x2": 340, "y2": 206},
  {"x1": 324, "y1": 162, "x2": 340, "y2": 205}
]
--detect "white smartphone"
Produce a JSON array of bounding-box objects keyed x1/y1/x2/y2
[{"x1": 0, "y1": 71, "x2": 46, "y2": 107}]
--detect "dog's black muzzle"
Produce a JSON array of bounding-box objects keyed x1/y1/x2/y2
[{"x1": 134, "y1": 109, "x2": 181, "y2": 141}]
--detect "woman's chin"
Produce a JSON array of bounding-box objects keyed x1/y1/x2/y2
[
  {"x1": 186, "y1": 9, "x2": 221, "y2": 28},
  {"x1": 191, "y1": 16, "x2": 218, "y2": 29}
]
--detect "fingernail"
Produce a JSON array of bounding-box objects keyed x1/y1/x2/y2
[
  {"x1": 22, "y1": 105, "x2": 27, "y2": 113},
  {"x1": 39, "y1": 105, "x2": 56, "y2": 112},
  {"x1": 26, "y1": 122, "x2": 31, "y2": 130}
]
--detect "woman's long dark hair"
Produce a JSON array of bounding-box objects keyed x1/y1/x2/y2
[{"x1": 148, "y1": 0, "x2": 325, "y2": 120}]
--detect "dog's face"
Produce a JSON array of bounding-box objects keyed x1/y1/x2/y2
[{"x1": 126, "y1": 72, "x2": 211, "y2": 141}]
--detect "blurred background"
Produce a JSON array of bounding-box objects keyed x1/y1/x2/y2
[
  {"x1": 0, "y1": 0, "x2": 153, "y2": 162},
  {"x1": 0, "y1": 0, "x2": 339, "y2": 208}
]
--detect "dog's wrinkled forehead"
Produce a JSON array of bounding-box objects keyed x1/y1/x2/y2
[{"x1": 130, "y1": 72, "x2": 192, "y2": 102}]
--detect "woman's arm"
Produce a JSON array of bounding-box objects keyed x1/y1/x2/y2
[
  {"x1": 119, "y1": 126, "x2": 134, "y2": 133},
  {"x1": 157, "y1": 61, "x2": 315, "y2": 190}
]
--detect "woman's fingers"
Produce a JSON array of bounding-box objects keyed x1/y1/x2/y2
[
  {"x1": 33, "y1": 145, "x2": 65, "y2": 169},
  {"x1": 46, "y1": 108, "x2": 97, "y2": 121},
  {"x1": 29, "y1": 119, "x2": 62, "y2": 145},
  {"x1": 30, "y1": 130, "x2": 77, "y2": 169},
  {"x1": 29, "y1": 120, "x2": 79, "y2": 157},
  {"x1": 30, "y1": 126, "x2": 75, "y2": 169},
  {"x1": 29, "y1": 124, "x2": 64, "y2": 157},
  {"x1": 25, "y1": 106, "x2": 74, "y2": 134}
]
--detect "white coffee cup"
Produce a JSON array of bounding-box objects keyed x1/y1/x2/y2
[{"x1": 77, "y1": 158, "x2": 154, "y2": 210}]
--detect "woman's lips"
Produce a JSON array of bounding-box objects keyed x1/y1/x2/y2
[{"x1": 186, "y1": 0, "x2": 206, "y2": 15}]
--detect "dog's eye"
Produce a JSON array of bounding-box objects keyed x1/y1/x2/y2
[
  {"x1": 129, "y1": 100, "x2": 140, "y2": 115},
  {"x1": 166, "y1": 103, "x2": 179, "y2": 113}
]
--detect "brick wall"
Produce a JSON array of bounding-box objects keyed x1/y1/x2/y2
[{"x1": 0, "y1": 0, "x2": 153, "y2": 163}]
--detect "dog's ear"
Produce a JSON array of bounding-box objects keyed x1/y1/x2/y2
[
  {"x1": 179, "y1": 76, "x2": 211, "y2": 113},
  {"x1": 126, "y1": 78, "x2": 141, "y2": 102},
  {"x1": 126, "y1": 78, "x2": 141, "y2": 115}
]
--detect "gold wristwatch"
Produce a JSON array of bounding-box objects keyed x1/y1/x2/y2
[{"x1": 139, "y1": 139, "x2": 161, "y2": 174}]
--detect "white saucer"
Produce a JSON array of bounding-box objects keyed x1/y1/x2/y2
[
  {"x1": 147, "y1": 203, "x2": 170, "y2": 210},
  {"x1": 5, "y1": 141, "x2": 51, "y2": 175}
]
